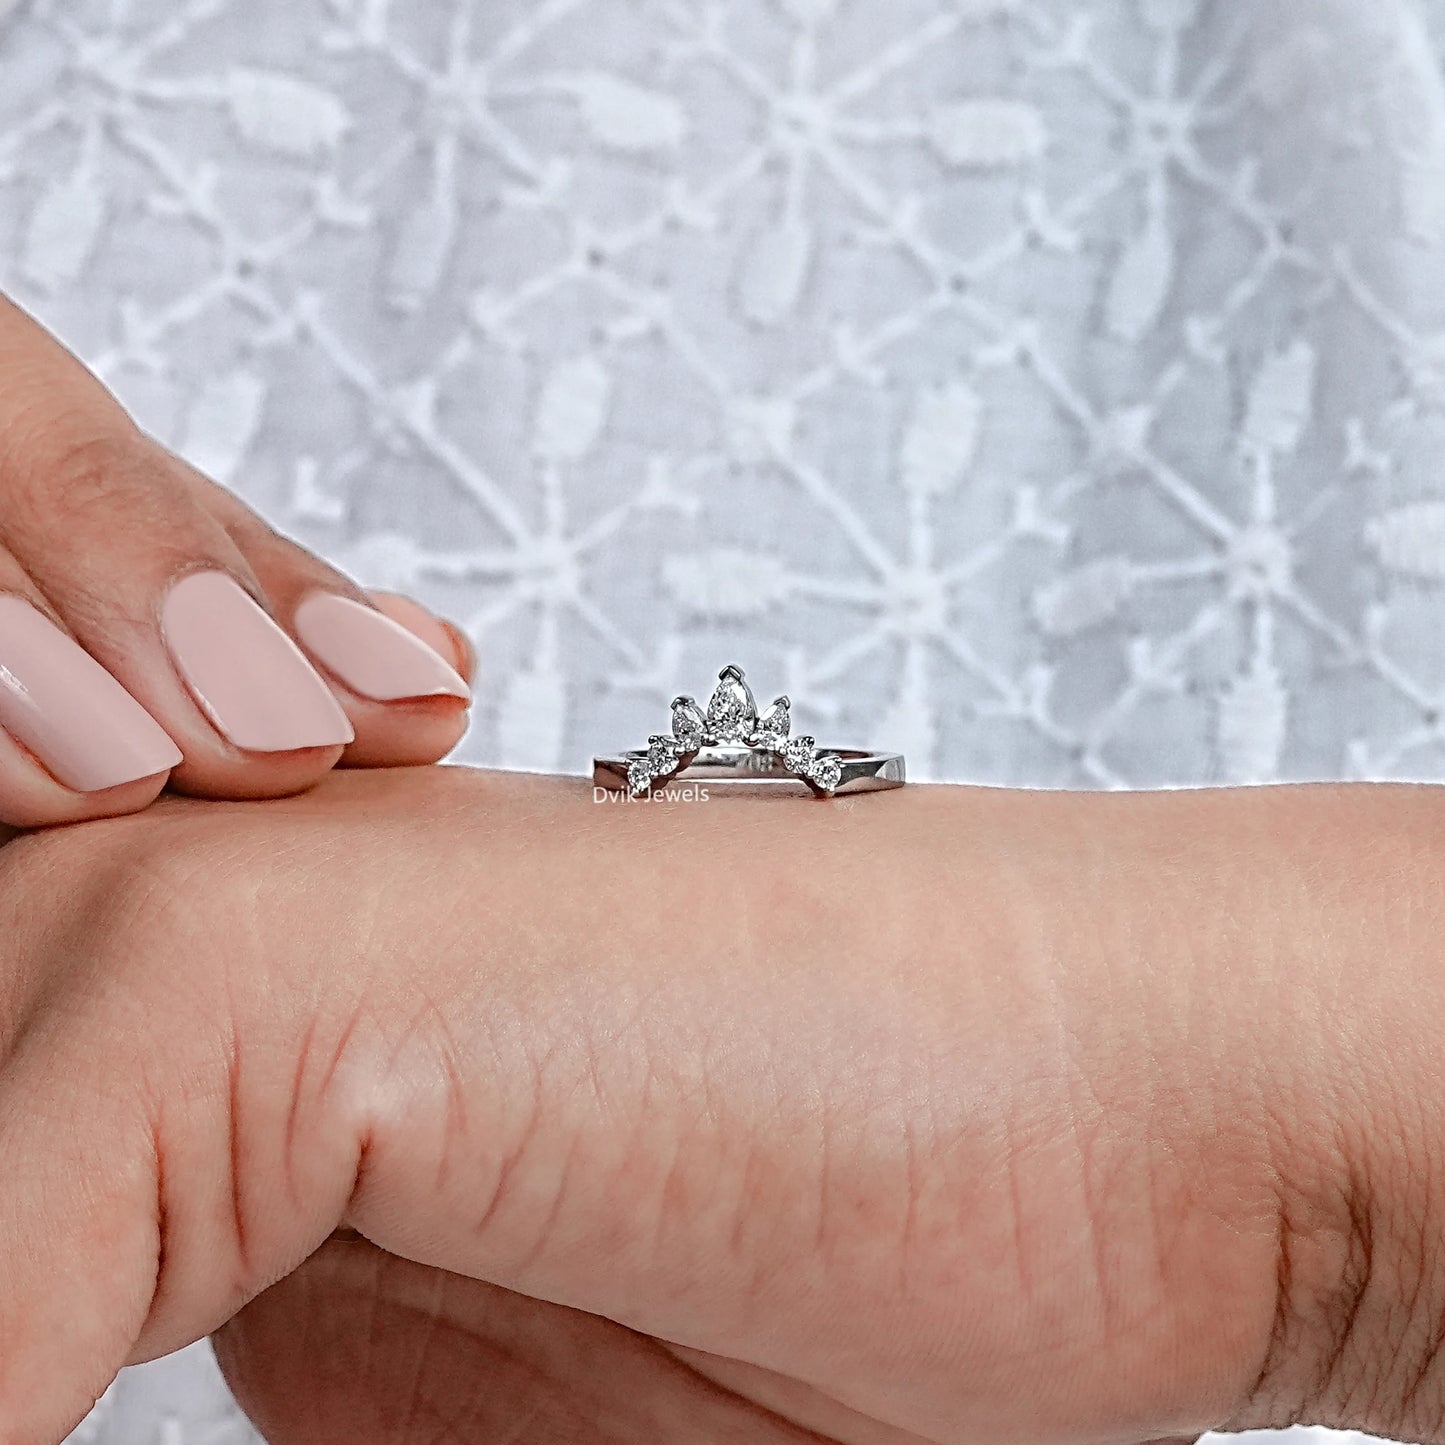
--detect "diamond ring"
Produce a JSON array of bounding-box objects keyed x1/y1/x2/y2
[{"x1": 593, "y1": 664, "x2": 907, "y2": 799}]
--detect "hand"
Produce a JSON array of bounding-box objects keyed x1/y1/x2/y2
[
  {"x1": 0, "y1": 768, "x2": 1441, "y2": 1444},
  {"x1": 0, "y1": 292, "x2": 472, "y2": 830}
]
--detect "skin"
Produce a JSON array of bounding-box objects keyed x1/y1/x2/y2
[
  {"x1": 0, "y1": 291, "x2": 474, "y2": 827},
  {"x1": 1, "y1": 767, "x2": 1443, "y2": 1443}
]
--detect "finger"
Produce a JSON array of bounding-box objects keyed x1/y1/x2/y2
[
  {"x1": 193, "y1": 475, "x2": 473, "y2": 768},
  {"x1": 0, "y1": 296, "x2": 353, "y2": 799},
  {"x1": 366, "y1": 590, "x2": 476, "y2": 686},
  {"x1": 0, "y1": 551, "x2": 177, "y2": 828}
]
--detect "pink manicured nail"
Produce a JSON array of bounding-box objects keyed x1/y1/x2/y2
[
  {"x1": 162, "y1": 572, "x2": 355, "y2": 752},
  {"x1": 0, "y1": 596, "x2": 182, "y2": 792},
  {"x1": 294, "y1": 593, "x2": 470, "y2": 702},
  {"x1": 365, "y1": 591, "x2": 465, "y2": 674}
]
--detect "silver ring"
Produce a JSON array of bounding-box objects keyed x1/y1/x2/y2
[{"x1": 592, "y1": 664, "x2": 907, "y2": 799}]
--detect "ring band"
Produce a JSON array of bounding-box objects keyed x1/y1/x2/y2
[
  {"x1": 594, "y1": 745, "x2": 906, "y2": 796},
  {"x1": 592, "y1": 664, "x2": 907, "y2": 799}
]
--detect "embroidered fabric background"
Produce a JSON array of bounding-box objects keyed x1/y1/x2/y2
[{"x1": 0, "y1": 0, "x2": 1437, "y2": 1439}]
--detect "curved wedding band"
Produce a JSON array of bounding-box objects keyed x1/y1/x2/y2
[
  {"x1": 594, "y1": 745, "x2": 906, "y2": 796},
  {"x1": 592, "y1": 664, "x2": 907, "y2": 799}
]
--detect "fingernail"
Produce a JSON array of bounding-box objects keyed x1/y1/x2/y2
[
  {"x1": 162, "y1": 571, "x2": 355, "y2": 752},
  {"x1": 364, "y1": 591, "x2": 467, "y2": 675},
  {"x1": 0, "y1": 596, "x2": 182, "y2": 792},
  {"x1": 295, "y1": 593, "x2": 471, "y2": 702}
]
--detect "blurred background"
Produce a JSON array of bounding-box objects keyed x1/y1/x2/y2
[{"x1": 1, "y1": 0, "x2": 1443, "y2": 1438}]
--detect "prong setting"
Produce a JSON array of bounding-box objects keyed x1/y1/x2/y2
[
  {"x1": 608, "y1": 668, "x2": 870, "y2": 799},
  {"x1": 804, "y1": 752, "x2": 843, "y2": 793},
  {"x1": 704, "y1": 663, "x2": 757, "y2": 743}
]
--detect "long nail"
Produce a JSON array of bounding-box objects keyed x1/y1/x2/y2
[
  {"x1": 0, "y1": 597, "x2": 182, "y2": 791},
  {"x1": 295, "y1": 593, "x2": 470, "y2": 702},
  {"x1": 364, "y1": 591, "x2": 470, "y2": 677},
  {"x1": 162, "y1": 571, "x2": 355, "y2": 752}
]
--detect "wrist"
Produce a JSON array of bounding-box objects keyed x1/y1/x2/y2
[
  {"x1": 913, "y1": 781, "x2": 1445, "y2": 1440},
  {"x1": 1213, "y1": 782, "x2": 1445, "y2": 1440}
]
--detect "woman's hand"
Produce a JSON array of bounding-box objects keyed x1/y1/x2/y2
[
  {"x1": 0, "y1": 292, "x2": 472, "y2": 830},
  {"x1": 0, "y1": 768, "x2": 1441, "y2": 1444}
]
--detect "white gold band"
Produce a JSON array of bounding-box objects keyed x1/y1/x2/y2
[{"x1": 593, "y1": 744, "x2": 906, "y2": 797}]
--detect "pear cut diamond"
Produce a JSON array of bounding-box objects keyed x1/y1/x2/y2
[
  {"x1": 671, "y1": 696, "x2": 705, "y2": 750},
  {"x1": 705, "y1": 664, "x2": 757, "y2": 743},
  {"x1": 752, "y1": 696, "x2": 790, "y2": 750}
]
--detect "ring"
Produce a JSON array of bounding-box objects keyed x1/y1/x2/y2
[{"x1": 592, "y1": 664, "x2": 907, "y2": 799}]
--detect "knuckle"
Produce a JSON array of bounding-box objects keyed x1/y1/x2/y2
[
  {"x1": 0, "y1": 415, "x2": 202, "y2": 584},
  {"x1": 4, "y1": 414, "x2": 146, "y2": 515}
]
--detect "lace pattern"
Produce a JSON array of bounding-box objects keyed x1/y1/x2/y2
[{"x1": 0, "y1": 1, "x2": 1439, "y2": 1438}]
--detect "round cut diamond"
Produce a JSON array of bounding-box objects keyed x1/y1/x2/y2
[
  {"x1": 626, "y1": 759, "x2": 653, "y2": 795},
  {"x1": 784, "y1": 735, "x2": 816, "y2": 772},
  {"x1": 646, "y1": 734, "x2": 678, "y2": 773},
  {"x1": 807, "y1": 753, "x2": 843, "y2": 793}
]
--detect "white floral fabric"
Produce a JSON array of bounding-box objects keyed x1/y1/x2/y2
[{"x1": 0, "y1": 0, "x2": 1439, "y2": 1438}]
